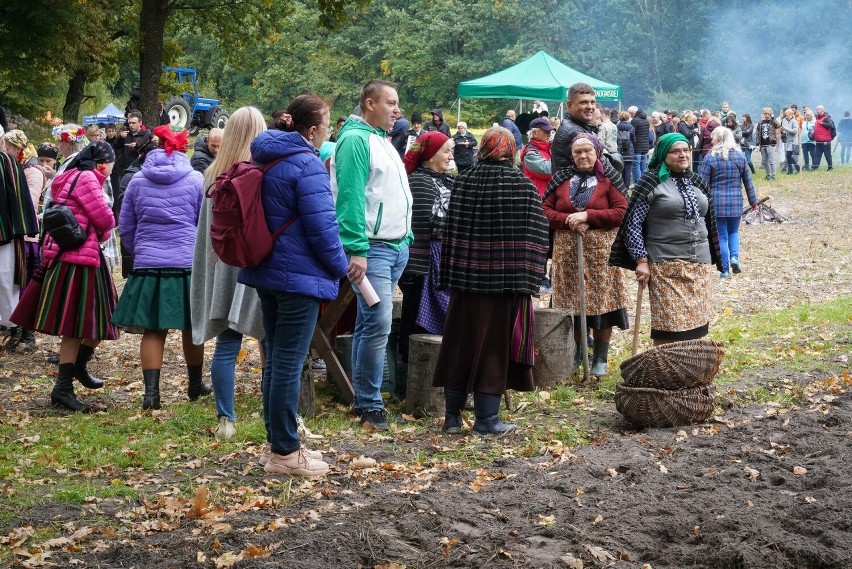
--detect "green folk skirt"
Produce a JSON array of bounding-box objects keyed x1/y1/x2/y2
[{"x1": 112, "y1": 268, "x2": 193, "y2": 333}]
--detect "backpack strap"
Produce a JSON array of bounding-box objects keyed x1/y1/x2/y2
[{"x1": 58, "y1": 172, "x2": 84, "y2": 205}]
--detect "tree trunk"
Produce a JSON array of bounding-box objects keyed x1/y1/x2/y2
[
  {"x1": 139, "y1": 0, "x2": 171, "y2": 128},
  {"x1": 62, "y1": 70, "x2": 88, "y2": 124}
]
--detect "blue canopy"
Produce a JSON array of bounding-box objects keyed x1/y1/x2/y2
[{"x1": 82, "y1": 103, "x2": 125, "y2": 125}]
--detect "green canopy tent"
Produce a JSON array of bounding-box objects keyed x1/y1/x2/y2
[{"x1": 456, "y1": 50, "x2": 621, "y2": 119}]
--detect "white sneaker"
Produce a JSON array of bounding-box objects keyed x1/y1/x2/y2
[
  {"x1": 264, "y1": 448, "x2": 329, "y2": 478},
  {"x1": 215, "y1": 416, "x2": 236, "y2": 440},
  {"x1": 297, "y1": 415, "x2": 324, "y2": 440},
  {"x1": 260, "y1": 446, "x2": 322, "y2": 465}
]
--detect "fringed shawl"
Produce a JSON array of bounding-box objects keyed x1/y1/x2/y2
[
  {"x1": 0, "y1": 152, "x2": 38, "y2": 245},
  {"x1": 439, "y1": 160, "x2": 549, "y2": 295}
]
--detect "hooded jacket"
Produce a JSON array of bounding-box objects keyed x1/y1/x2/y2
[
  {"x1": 330, "y1": 116, "x2": 413, "y2": 256},
  {"x1": 813, "y1": 112, "x2": 835, "y2": 142},
  {"x1": 119, "y1": 149, "x2": 202, "y2": 269},
  {"x1": 42, "y1": 168, "x2": 115, "y2": 267},
  {"x1": 423, "y1": 109, "x2": 451, "y2": 136},
  {"x1": 631, "y1": 109, "x2": 651, "y2": 154},
  {"x1": 190, "y1": 136, "x2": 215, "y2": 173},
  {"x1": 238, "y1": 130, "x2": 348, "y2": 300}
]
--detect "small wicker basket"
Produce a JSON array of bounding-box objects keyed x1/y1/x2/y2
[
  {"x1": 614, "y1": 384, "x2": 717, "y2": 428},
  {"x1": 620, "y1": 339, "x2": 724, "y2": 390}
]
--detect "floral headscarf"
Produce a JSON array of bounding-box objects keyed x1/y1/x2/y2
[
  {"x1": 153, "y1": 124, "x2": 188, "y2": 155},
  {"x1": 3, "y1": 130, "x2": 38, "y2": 164},
  {"x1": 477, "y1": 126, "x2": 516, "y2": 162},
  {"x1": 571, "y1": 133, "x2": 606, "y2": 181},
  {"x1": 403, "y1": 131, "x2": 450, "y2": 175}
]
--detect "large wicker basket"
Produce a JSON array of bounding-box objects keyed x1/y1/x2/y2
[
  {"x1": 614, "y1": 384, "x2": 717, "y2": 428},
  {"x1": 619, "y1": 339, "x2": 724, "y2": 390}
]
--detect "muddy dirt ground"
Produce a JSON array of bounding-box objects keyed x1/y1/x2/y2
[{"x1": 2, "y1": 172, "x2": 851, "y2": 568}]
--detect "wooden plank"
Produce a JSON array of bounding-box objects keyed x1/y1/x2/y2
[
  {"x1": 317, "y1": 279, "x2": 355, "y2": 337},
  {"x1": 311, "y1": 324, "x2": 354, "y2": 404}
]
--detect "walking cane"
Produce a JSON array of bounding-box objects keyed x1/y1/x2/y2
[
  {"x1": 631, "y1": 282, "x2": 645, "y2": 356},
  {"x1": 577, "y1": 233, "x2": 590, "y2": 383}
]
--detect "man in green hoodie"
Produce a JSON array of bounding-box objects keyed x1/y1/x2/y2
[{"x1": 331, "y1": 80, "x2": 413, "y2": 431}]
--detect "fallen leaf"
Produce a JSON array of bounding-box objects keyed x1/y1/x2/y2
[
  {"x1": 197, "y1": 552, "x2": 207, "y2": 562},
  {"x1": 592, "y1": 515, "x2": 603, "y2": 526},
  {"x1": 213, "y1": 551, "x2": 243, "y2": 569},
  {"x1": 793, "y1": 466, "x2": 808, "y2": 476},
  {"x1": 538, "y1": 514, "x2": 556, "y2": 526},
  {"x1": 583, "y1": 544, "x2": 616, "y2": 563},
  {"x1": 438, "y1": 536, "x2": 458, "y2": 556},
  {"x1": 743, "y1": 467, "x2": 760, "y2": 482},
  {"x1": 350, "y1": 456, "x2": 377, "y2": 469},
  {"x1": 559, "y1": 553, "x2": 583, "y2": 568},
  {"x1": 641, "y1": 564, "x2": 653, "y2": 569},
  {"x1": 657, "y1": 462, "x2": 669, "y2": 474},
  {"x1": 604, "y1": 467, "x2": 618, "y2": 478}
]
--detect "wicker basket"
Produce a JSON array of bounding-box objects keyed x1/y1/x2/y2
[
  {"x1": 619, "y1": 339, "x2": 724, "y2": 390},
  {"x1": 614, "y1": 384, "x2": 717, "y2": 428}
]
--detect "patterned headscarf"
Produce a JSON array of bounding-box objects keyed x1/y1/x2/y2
[
  {"x1": 3, "y1": 130, "x2": 38, "y2": 164},
  {"x1": 571, "y1": 133, "x2": 606, "y2": 181},
  {"x1": 477, "y1": 126, "x2": 516, "y2": 162},
  {"x1": 63, "y1": 140, "x2": 115, "y2": 171},
  {"x1": 403, "y1": 131, "x2": 450, "y2": 175},
  {"x1": 648, "y1": 132, "x2": 689, "y2": 183},
  {"x1": 153, "y1": 124, "x2": 188, "y2": 155}
]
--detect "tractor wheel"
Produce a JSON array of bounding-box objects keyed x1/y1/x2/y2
[
  {"x1": 210, "y1": 107, "x2": 229, "y2": 130},
  {"x1": 188, "y1": 125, "x2": 200, "y2": 136},
  {"x1": 163, "y1": 97, "x2": 192, "y2": 130}
]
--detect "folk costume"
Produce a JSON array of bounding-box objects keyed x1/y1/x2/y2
[{"x1": 434, "y1": 126, "x2": 549, "y2": 435}]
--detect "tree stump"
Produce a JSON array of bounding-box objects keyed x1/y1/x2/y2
[
  {"x1": 533, "y1": 308, "x2": 574, "y2": 389},
  {"x1": 405, "y1": 334, "x2": 444, "y2": 418},
  {"x1": 298, "y1": 355, "x2": 316, "y2": 417}
]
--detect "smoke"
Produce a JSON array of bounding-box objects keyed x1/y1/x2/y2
[{"x1": 702, "y1": 0, "x2": 852, "y2": 115}]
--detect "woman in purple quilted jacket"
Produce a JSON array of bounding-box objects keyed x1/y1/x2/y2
[
  {"x1": 112, "y1": 125, "x2": 209, "y2": 411},
  {"x1": 11, "y1": 141, "x2": 119, "y2": 413}
]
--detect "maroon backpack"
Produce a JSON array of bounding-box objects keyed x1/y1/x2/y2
[{"x1": 206, "y1": 157, "x2": 298, "y2": 268}]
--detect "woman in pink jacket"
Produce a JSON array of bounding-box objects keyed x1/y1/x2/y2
[{"x1": 12, "y1": 141, "x2": 119, "y2": 413}]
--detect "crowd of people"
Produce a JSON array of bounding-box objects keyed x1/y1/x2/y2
[{"x1": 0, "y1": 82, "x2": 849, "y2": 478}]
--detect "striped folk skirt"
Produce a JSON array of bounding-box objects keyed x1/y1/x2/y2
[
  {"x1": 648, "y1": 259, "x2": 714, "y2": 341},
  {"x1": 11, "y1": 255, "x2": 119, "y2": 340}
]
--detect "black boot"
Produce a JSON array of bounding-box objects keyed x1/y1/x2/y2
[
  {"x1": 187, "y1": 364, "x2": 211, "y2": 400},
  {"x1": 443, "y1": 388, "x2": 467, "y2": 433},
  {"x1": 590, "y1": 341, "x2": 610, "y2": 377},
  {"x1": 472, "y1": 392, "x2": 516, "y2": 435},
  {"x1": 51, "y1": 363, "x2": 91, "y2": 413},
  {"x1": 16, "y1": 329, "x2": 36, "y2": 351},
  {"x1": 573, "y1": 341, "x2": 584, "y2": 373},
  {"x1": 5, "y1": 326, "x2": 22, "y2": 349},
  {"x1": 142, "y1": 369, "x2": 161, "y2": 410},
  {"x1": 74, "y1": 344, "x2": 104, "y2": 389}
]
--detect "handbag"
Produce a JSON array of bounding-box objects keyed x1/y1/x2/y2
[{"x1": 43, "y1": 172, "x2": 87, "y2": 251}]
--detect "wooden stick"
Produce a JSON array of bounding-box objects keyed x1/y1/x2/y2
[
  {"x1": 577, "y1": 233, "x2": 589, "y2": 383},
  {"x1": 632, "y1": 282, "x2": 644, "y2": 356}
]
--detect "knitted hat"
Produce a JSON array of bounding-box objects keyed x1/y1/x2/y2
[{"x1": 410, "y1": 112, "x2": 423, "y2": 124}]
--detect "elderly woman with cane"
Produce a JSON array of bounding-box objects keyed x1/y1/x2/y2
[
  {"x1": 609, "y1": 132, "x2": 722, "y2": 346},
  {"x1": 433, "y1": 126, "x2": 549, "y2": 435},
  {"x1": 543, "y1": 133, "x2": 628, "y2": 378}
]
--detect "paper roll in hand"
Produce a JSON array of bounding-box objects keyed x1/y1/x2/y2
[{"x1": 353, "y1": 276, "x2": 380, "y2": 307}]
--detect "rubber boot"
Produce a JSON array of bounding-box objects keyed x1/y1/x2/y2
[
  {"x1": 590, "y1": 341, "x2": 610, "y2": 377},
  {"x1": 51, "y1": 363, "x2": 91, "y2": 413},
  {"x1": 573, "y1": 341, "x2": 584, "y2": 373},
  {"x1": 74, "y1": 344, "x2": 104, "y2": 389},
  {"x1": 472, "y1": 392, "x2": 516, "y2": 435},
  {"x1": 142, "y1": 369, "x2": 161, "y2": 410},
  {"x1": 187, "y1": 364, "x2": 212, "y2": 401},
  {"x1": 443, "y1": 388, "x2": 467, "y2": 434}
]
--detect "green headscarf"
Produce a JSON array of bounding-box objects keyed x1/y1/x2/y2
[{"x1": 648, "y1": 132, "x2": 689, "y2": 183}]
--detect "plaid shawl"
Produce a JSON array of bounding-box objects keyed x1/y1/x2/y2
[
  {"x1": 439, "y1": 160, "x2": 549, "y2": 295},
  {"x1": 608, "y1": 168, "x2": 722, "y2": 272},
  {"x1": 0, "y1": 152, "x2": 38, "y2": 245}
]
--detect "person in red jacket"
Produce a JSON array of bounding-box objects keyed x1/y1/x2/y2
[
  {"x1": 522, "y1": 117, "x2": 554, "y2": 291},
  {"x1": 542, "y1": 133, "x2": 628, "y2": 378},
  {"x1": 12, "y1": 141, "x2": 119, "y2": 413},
  {"x1": 811, "y1": 105, "x2": 836, "y2": 171}
]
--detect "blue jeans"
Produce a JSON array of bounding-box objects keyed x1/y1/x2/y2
[
  {"x1": 351, "y1": 243, "x2": 408, "y2": 411},
  {"x1": 632, "y1": 153, "x2": 649, "y2": 182},
  {"x1": 258, "y1": 288, "x2": 320, "y2": 456},
  {"x1": 211, "y1": 328, "x2": 243, "y2": 421},
  {"x1": 716, "y1": 216, "x2": 741, "y2": 273}
]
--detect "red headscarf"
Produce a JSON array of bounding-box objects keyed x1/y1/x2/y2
[
  {"x1": 402, "y1": 131, "x2": 450, "y2": 175},
  {"x1": 153, "y1": 124, "x2": 188, "y2": 155}
]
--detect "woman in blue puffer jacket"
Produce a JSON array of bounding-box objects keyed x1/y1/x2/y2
[{"x1": 239, "y1": 94, "x2": 348, "y2": 478}]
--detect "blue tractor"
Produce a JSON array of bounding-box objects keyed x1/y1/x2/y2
[{"x1": 127, "y1": 66, "x2": 228, "y2": 134}]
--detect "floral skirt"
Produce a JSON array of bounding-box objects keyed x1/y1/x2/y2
[
  {"x1": 112, "y1": 268, "x2": 192, "y2": 333},
  {"x1": 552, "y1": 228, "x2": 629, "y2": 327},
  {"x1": 648, "y1": 259, "x2": 713, "y2": 340},
  {"x1": 11, "y1": 255, "x2": 119, "y2": 340}
]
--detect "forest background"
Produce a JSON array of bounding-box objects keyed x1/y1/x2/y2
[{"x1": 1, "y1": 0, "x2": 851, "y2": 130}]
